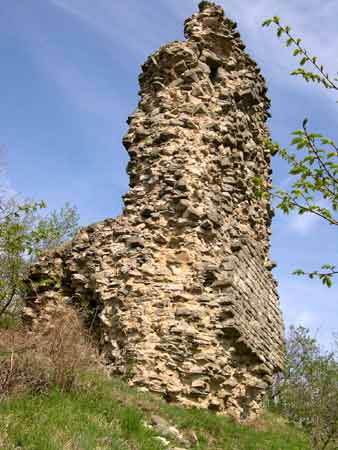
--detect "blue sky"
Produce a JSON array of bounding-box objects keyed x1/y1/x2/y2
[{"x1": 1, "y1": 0, "x2": 337, "y2": 347}]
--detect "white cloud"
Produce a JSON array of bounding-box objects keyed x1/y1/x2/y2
[
  {"x1": 12, "y1": 7, "x2": 122, "y2": 119},
  {"x1": 297, "y1": 310, "x2": 316, "y2": 327},
  {"x1": 288, "y1": 211, "x2": 321, "y2": 234},
  {"x1": 279, "y1": 276, "x2": 338, "y2": 348},
  {"x1": 287, "y1": 197, "x2": 332, "y2": 235},
  {"x1": 38, "y1": 51, "x2": 116, "y2": 118},
  {"x1": 50, "y1": 0, "x2": 176, "y2": 57},
  {"x1": 50, "y1": 0, "x2": 83, "y2": 19}
]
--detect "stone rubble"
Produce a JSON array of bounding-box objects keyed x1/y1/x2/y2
[
  {"x1": 150, "y1": 415, "x2": 191, "y2": 447},
  {"x1": 23, "y1": 1, "x2": 284, "y2": 421}
]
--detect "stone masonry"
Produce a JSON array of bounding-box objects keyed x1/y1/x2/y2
[{"x1": 24, "y1": 2, "x2": 284, "y2": 421}]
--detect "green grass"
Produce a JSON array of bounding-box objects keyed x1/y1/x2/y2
[
  {"x1": 0, "y1": 374, "x2": 311, "y2": 450},
  {"x1": 0, "y1": 312, "x2": 21, "y2": 330}
]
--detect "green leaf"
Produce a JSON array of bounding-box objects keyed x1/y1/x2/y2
[
  {"x1": 293, "y1": 269, "x2": 305, "y2": 276},
  {"x1": 291, "y1": 137, "x2": 304, "y2": 145},
  {"x1": 262, "y1": 19, "x2": 273, "y2": 27},
  {"x1": 277, "y1": 27, "x2": 284, "y2": 37},
  {"x1": 322, "y1": 276, "x2": 333, "y2": 288}
]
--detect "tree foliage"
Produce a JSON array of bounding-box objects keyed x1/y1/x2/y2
[
  {"x1": 0, "y1": 199, "x2": 79, "y2": 320},
  {"x1": 270, "y1": 326, "x2": 338, "y2": 450},
  {"x1": 261, "y1": 17, "x2": 338, "y2": 286}
]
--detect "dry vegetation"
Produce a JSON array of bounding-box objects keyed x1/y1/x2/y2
[{"x1": 0, "y1": 308, "x2": 99, "y2": 398}]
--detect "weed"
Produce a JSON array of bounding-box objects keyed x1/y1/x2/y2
[{"x1": 0, "y1": 307, "x2": 98, "y2": 397}]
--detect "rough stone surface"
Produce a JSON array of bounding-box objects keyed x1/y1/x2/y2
[{"x1": 23, "y1": 1, "x2": 284, "y2": 421}]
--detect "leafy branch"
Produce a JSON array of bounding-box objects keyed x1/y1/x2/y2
[
  {"x1": 261, "y1": 16, "x2": 338, "y2": 286},
  {"x1": 293, "y1": 266, "x2": 338, "y2": 288},
  {"x1": 262, "y1": 16, "x2": 338, "y2": 93}
]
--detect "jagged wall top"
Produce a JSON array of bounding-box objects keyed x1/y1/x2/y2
[
  {"x1": 138, "y1": 1, "x2": 270, "y2": 114},
  {"x1": 185, "y1": 1, "x2": 233, "y2": 40}
]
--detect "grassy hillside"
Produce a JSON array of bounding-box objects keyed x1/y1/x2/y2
[{"x1": 0, "y1": 374, "x2": 310, "y2": 450}]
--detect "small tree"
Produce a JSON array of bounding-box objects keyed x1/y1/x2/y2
[
  {"x1": 0, "y1": 199, "x2": 79, "y2": 320},
  {"x1": 259, "y1": 17, "x2": 338, "y2": 286},
  {"x1": 271, "y1": 326, "x2": 338, "y2": 450}
]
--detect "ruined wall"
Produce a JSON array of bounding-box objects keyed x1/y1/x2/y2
[{"x1": 24, "y1": 2, "x2": 284, "y2": 421}]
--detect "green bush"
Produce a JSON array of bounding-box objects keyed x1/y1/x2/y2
[
  {"x1": 0, "y1": 199, "x2": 79, "y2": 320},
  {"x1": 270, "y1": 326, "x2": 338, "y2": 450}
]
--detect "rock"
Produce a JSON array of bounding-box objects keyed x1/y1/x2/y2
[
  {"x1": 154, "y1": 436, "x2": 170, "y2": 447},
  {"x1": 211, "y1": 275, "x2": 233, "y2": 288},
  {"x1": 127, "y1": 237, "x2": 145, "y2": 248},
  {"x1": 71, "y1": 273, "x2": 88, "y2": 286},
  {"x1": 264, "y1": 259, "x2": 277, "y2": 270},
  {"x1": 151, "y1": 415, "x2": 190, "y2": 445}
]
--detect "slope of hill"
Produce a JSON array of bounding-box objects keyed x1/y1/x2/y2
[{"x1": 0, "y1": 374, "x2": 310, "y2": 450}]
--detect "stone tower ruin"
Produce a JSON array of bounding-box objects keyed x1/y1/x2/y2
[{"x1": 24, "y1": 2, "x2": 284, "y2": 420}]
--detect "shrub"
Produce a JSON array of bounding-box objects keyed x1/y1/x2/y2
[
  {"x1": 0, "y1": 307, "x2": 99, "y2": 398},
  {"x1": 0, "y1": 199, "x2": 79, "y2": 319},
  {"x1": 270, "y1": 326, "x2": 338, "y2": 450}
]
